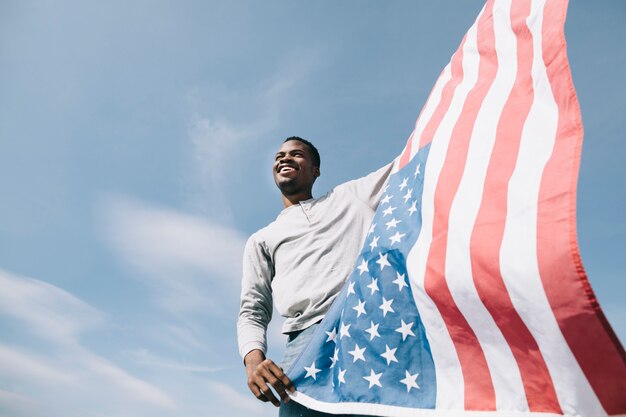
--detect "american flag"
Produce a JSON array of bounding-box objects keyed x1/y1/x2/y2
[{"x1": 287, "y1": 0, "x2": 626, "y2": 415}]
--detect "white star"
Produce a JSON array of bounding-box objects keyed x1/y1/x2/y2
[
  {"x1": 379, "y1": 297, "x2": 395, "y2": 317},
  {"x1": 376, "y1": 253, "x2": 391, "y2": 271},
  {"x1": 414, "y1": 163, "x2": 421, "y2": 178},
  {"x1": 392, "y1": 272, "x2": 408, "y2": 291},
  {"x1": 385, "y1": 218, "x2": 401, "y2": 229},
  {"x1": 382, "y1": 184, "x2": 389, "y2": 194},
  {"x1": 330, "y1": 348, "x2": 339, "y2": 368},
  {"x1": 400, "y1": 370, "x2": 420, "y2": 392},
  {"x1": 339, "y1": 322, "x2": 351, "y2": 339},
  {"x1": 304, "y1": 362, "x2": 321, "y2": 380},
  {"x1": 399, "y1": 177, "x2": 408, "y2": 190},
  {"x1": 352, "y1": 299, "x2": 366, "y2": 317},
  {"x1": 325, "y1": 327, "x2": 338, "y2": 343},
  {"x1": 403, "y1": 188, "x2": 413, "y2": 203},
  {"x1": 347, "y1": 281, "x2": 356, "y2": 296},
  {"x1": 408, "y1": 200, "x2": 417, "y2": 216},
  {"x1": 395, "y1": 320, "x2": 416, "y2": 341},
  {"x1": 367, "y1": 223, "x2": 376, "y2": 236},
  {"x1": 364, "y1": 321, "x2": 380, "y2": 341},
  {"x1": 337, "y1": 368, "x2": 347, "y2": 385},
  {"x1": 348, "y1": 344, "x2": 366, "y2": 363},
  {"x1": 366, "y1": 277, "x2": 379, "y2": 295},
  {"x1": 380, "y1": 194, "x2": 392, "y2": 205},
  {"x1": 363, "y1": 369, "x2": 383, "y2": 388},
  {"x1": 380, "y1": 344, "x2": 398, "y2": 365},
  {"x1": 389, "y1": 231, "x2": 406, "y2": 245},
  {"x1": 369, "y1": 235, "x2": 379, "y2": 251},
  {"x1": 357, "y1": 259, "x2": 369, "y2": 275},
  {"x1": 382, "y1": 206, "x2": 397, "y2": 217}
]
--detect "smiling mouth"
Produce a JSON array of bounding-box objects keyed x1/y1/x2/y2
[{"x1": 278, "y1": 165, "x2": 297, "y2": 173}]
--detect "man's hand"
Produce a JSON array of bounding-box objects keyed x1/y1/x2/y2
[{"x1": 244, "y1": 349, "x2": 295, "y2": 407}]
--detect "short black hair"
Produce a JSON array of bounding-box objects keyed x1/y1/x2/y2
[{"x1": 283, "y1": 136, "x2": 321, "y2": 168}]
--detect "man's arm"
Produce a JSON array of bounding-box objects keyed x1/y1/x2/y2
[
  {"x1": 338, "y1": 160, "x2": 396, "y2": 210},
  {"x1": 237, "y1": 235, "x2": 294, "y2": 406}
]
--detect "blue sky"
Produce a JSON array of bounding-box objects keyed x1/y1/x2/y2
[{"x1": 0, "y1": 1, "x2": 624, "y2": 416}]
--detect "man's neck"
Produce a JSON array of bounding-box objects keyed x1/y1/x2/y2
[{"x1": 281, "y1": 191, "x2": 313, "y2": 208}]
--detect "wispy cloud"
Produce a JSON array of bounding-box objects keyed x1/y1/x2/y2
[
  {"x1": 81, "y1": 350, "x2": 176, "y2": 409},
  {"x1": 0, "y1": 389, "x2": 39, "y2": 417},
  {"x1": 124, "y1": 348, "x2": 224, "y2": 373},
  {"x1": 99, "y1": 194, "x2": 247, "y2": 316},
  {"x1": 158, "y1": 324, "x2": 206, "y2": 353},
  {"x1": 0, "y1": 270, "x2": 103, "y2": 345},
  {"x1": 184, "y1": 49, "x2": 324, "y2": 218},
  {"x1": 0, "y1": 269, "x2": 176, "y2": 416},
  {"x1": 0, "y1": 344, "x2": 74, "y2": 383},
  {"x1": 0, "y1": 263, "x2": 276, "y2": 417},
  {"x1": 205, "y1": 380, "x2": 267, "y2": 416}
]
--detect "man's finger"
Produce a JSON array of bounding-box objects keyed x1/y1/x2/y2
[
  {"x1": 280, "y1": 368, "x2": 296, "y2": 393},
  {"x1": 266, "y1": 361, "x2": 296, "y2": 396},
  {"x1": 248, "y1": 384, "x2": 269, "y2": 403},
  {"x1": 265, "y1": 372, "x2": 290, "y2": 403},
  {"x1": 266, "y1": 361, "x2": 296, "y2": 392},
  {"x1": 258, "y1": 383, "x2": 281, "y2": 407}
]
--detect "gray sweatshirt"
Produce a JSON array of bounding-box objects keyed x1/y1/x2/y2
[{"x1": 237, "y1": 162, "x2": 394, "y2": 359}]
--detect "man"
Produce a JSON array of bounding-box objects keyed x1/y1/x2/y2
[{"x1": 237, "y1": 136, "x2": 393, "y2": 416}]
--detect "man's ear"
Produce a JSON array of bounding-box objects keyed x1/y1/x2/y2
[{"x1": 314, "y1": 167, "x2": 320, "y2": 177}]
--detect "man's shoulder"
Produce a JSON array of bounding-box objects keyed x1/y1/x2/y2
[
  {"x1": 246, "y1": 212, "x2": 287, "y2": 246},
  {"x1": 246, "y1": 225, "x2": 269, "y2": 246}
]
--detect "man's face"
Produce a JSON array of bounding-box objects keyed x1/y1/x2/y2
[{"x1": 273, "y1": 140, "x2": 320, "y2": 196}]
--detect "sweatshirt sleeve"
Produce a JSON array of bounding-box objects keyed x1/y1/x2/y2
[
  {"x1": 237, "y1": 233, "x2": 275, "y2": 360},
  {"x1": 336, "y1": 160, "x2": 396, "y2": 210}
]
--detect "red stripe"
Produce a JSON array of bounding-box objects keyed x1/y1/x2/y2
[
  {"x1": 535, "y1": 0, "x2": 626, "y2": 413},
  {"x1": 417, "y1": 52, "x2": 466, "y2": 149},
  {"x1": 400, "y1": 65, "x2": 453, "y2": 169},
  {"x1": 423, "y1": 1, "x2": 498, "y2": 410},
  {"x1": 468, "y1": 0, "x2": 561, "y2": 412},
  {"x1": 398, "y1": 130, "x2": 414, "y2": 170}
]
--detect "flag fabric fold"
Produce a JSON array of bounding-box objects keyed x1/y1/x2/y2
[{"x1": 286, "y1": 0, "x2": 626, "y2": 415}]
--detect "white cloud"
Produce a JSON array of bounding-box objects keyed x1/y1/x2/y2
[
  {"x1": 100, "y1": 194, "x2": 247, "y2": 315},
  {"x1": 0, "y1": 389, "x2": 40, "y2": 417},
  {"x1": 0, "y1": 344, "x2": 74, "y2": 383},
  {"x1": 0, "y1": 269, "x2": 176, "y2": 416},
  {"x1": 184, "y1": 49, "x2": 323, "y2": 217},
  {"x1": 101, "y1": 195, "x2": 245, "y2": 279},
  {"x1": 159, "y1": 324, "x2": 206, "y2": 352},
  {"x1": 81, "y1": 351, "x2": 176, "y2": 410},
  {"x1": 0, "y1": 270, "x2": 103, "y2": 345},
  {"x1": 124, "y1": 348, "x2": 224, "y2": 373},
  {"x1": 0, "y1": 266, "x2": 281, "y2": 417},
  {"x1": 205, "y1": 380, "x2": 268, "y2": 416}
]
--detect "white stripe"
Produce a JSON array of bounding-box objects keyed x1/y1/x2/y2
[
  {"x1": 393, "y1": 64, "x2": 452, "y2": 176},
  {"x1": 444, "y1": 0, "x2": 528, "y2": 410},
  {"x1": 499, "y1": 0, "x2": 606, "y2": 415},
  {"x1": 408, "y1": 64, "x2": 453, "y2": 161},
  {"x1": 406, "y1": 8, "x2": 485, "y2": 410},
  {"x1": 291, "y1": 391, "x2": 617, "y2": 417}
]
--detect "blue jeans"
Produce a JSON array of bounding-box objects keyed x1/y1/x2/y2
[{"x1": 279, "y1": 324, "x2": 368, "y2": 417}]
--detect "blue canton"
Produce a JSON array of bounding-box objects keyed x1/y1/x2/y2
[{"x1": 288, "y1": 144, "x2": 436, "y2": 409}]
